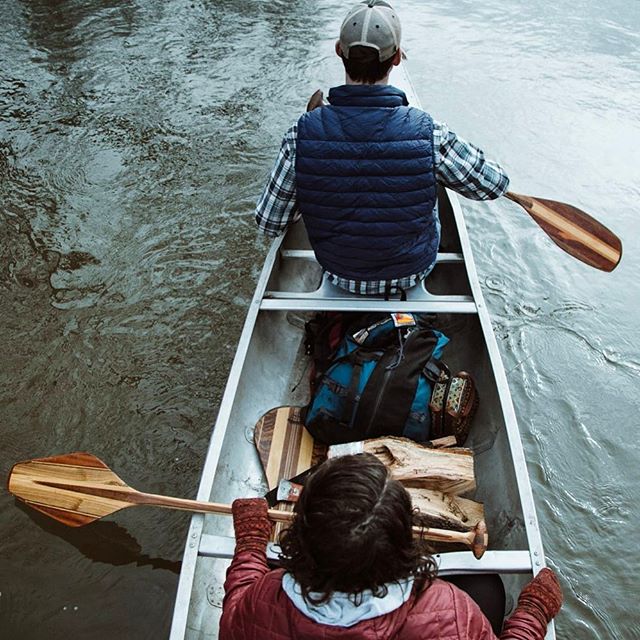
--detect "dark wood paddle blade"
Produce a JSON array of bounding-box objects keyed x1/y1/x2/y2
[
  {"x1": 8, "y1": 452, "x2": 134, "y2": 527},
  {"x1": 505, "y1": 192, "x2": 622, "y2": 272}
]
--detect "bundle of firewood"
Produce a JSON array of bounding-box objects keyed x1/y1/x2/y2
[{"x1": 328, "y1": 436, "x2": 483, "y2": 533}]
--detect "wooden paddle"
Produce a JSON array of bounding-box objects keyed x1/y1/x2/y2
[
  {"x1": 7, "y1": 451, "x2": 487, "y2": 557},
  {"x1": 7, "y1": 452, "x2": 295, "y2": 526},
  {"x1": 505, "y1": 192, "x2": 622, "y2": 272}
]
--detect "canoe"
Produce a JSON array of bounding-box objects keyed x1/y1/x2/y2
[{"x1": 169, "y1": 64, "x2": 555, "y2": 640}]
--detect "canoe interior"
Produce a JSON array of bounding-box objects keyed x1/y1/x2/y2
[{"x1": 177, "y1": 190, "x2": 535, "y2": 639}]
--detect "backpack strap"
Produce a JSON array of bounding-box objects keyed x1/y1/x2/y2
[
  {"x1": 384, "y1": 283, "x2": 408, "y2": 301},
  {"x1": 353, "y1": 329, "x2": 440, "y2": 439},
  {"x1": 342, "y1": 356, "x2": 365, "y2": 429},
  {"x1": 423, "y1": 358, "x2": 449, "y2": 384}
]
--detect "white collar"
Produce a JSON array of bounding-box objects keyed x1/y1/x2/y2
[{"x1": 281, "y1": 573, "x2": 414, "y2": 627}]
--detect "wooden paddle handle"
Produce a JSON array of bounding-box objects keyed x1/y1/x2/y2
[
  {"x1": 136, "y1": 492, "x2": 295, "y2": 524},
  {"x1": 414, "y1": 520, "x2": 488, "y2": 559},
  {"x1": 139, "y1": 493, "x2": 486, "y2": 557}
]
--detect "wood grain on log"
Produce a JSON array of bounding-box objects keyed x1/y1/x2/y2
[
  {"x1": 362, "y1": 436, "x2": 476, "y2": 495},
  {"x1": 408, "y1": 487, "x2": 484, "y2": 532}
]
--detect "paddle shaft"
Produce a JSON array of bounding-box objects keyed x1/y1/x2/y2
[
  {"x1": 139, "y1": 491, "x2": 484, "y2": 553},
  {"x1": 9, "y1": 452, "x2": 486, "y2": 557},
  {"x1": 39, "y1": 478, "x2": 295, "y2": 524},
  {"x1": 29, "y1": 477, "x2": 482, "y2": 550}
]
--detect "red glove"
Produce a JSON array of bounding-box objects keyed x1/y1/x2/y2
[
  {"x1": 517, "y1": 568, "x2": 563, "y2": 627},
  {"x1": 231, "y1": 498, "x2": 272, "y2": 554}
]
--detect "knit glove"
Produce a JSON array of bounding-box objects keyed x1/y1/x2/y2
[
  {"x1": 516, "y1": 568, "x2": 563, "y2": 627},
  {"x1": 231, "y1": 498, "x2": 272, "y2": 554}
]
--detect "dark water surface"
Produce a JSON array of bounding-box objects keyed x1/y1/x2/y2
[{"x1": 1, "y1": 1, "x2": 638, "y2": 638}]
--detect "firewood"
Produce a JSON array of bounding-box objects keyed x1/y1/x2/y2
[
  {"x1": 329, "y1": 436, "x2": 475, "y2": 496},
  {"x1": 408, "y1": 487, "x2": 484, "y2": 532}
]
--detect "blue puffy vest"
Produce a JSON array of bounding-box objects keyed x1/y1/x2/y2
[{"x1": 295, "y1": 84, "x2": 438, "y2": 281}]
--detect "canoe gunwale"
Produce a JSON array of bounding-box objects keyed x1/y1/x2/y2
[{"x1": 170, "y1": 233, "x2": 286, "y2": 638}]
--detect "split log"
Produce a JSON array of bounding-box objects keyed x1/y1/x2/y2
[
  {"x1": 329, "y1": 436, "x2": 476, "y2": 496},
  {"x1": 408, "y1": 487, "x2": 484, "y2": 532},
  {"x1": 429, "y1": 435, "x2": 458, "y2": 448}
]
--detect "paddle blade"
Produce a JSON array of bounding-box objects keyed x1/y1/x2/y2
[
  {"x1": 8, "y1": 452, "x2": 134, "y2": 527},
  {"x1": 506, "y1": 192, "x2": 622, "y2": 272},
  {"x1": 253, "y1": 406, "x2": 326, "y2": 490}
]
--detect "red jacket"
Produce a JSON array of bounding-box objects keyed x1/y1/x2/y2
[{"x1": 220, "y1": 547, "x2": 549, "y2": 640}]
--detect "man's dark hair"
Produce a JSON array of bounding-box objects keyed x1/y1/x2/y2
[
  {"x1": 341, "y1": 45, "x2": 395, "y2": 84},
  {"x1": 278, "y1": 453, "x2": 437, "y2": 604}
]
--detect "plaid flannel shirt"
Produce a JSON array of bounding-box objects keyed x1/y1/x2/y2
[{"x1": 255, "y1": 118, "x2": 509, "y2": 295}]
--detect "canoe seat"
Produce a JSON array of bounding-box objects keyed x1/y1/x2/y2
[{"x1": 261, "y1": 250, "x2": 477, "y2": 314}]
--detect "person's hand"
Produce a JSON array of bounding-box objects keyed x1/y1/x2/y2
[
  {"x1": 306, "y1": 89, "x2": 326, "y2": 112},
  {"x1": 517, "y1": 568, "x2": 563, "y2": 626},
  {"x1": 231, "y1": 498, "x2": 272, "y2": 554}
]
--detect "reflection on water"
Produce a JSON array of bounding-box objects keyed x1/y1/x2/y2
[
  {"x1": 15, "y1": 500, "x2": 181, "y2": 573},
  {"x1": 1, "y1": 0, "x2": 639, "y2": 638}
]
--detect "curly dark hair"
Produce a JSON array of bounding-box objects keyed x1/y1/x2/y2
[{"x1": 278, "y1": 453, "x2": 437, "y2": 604}]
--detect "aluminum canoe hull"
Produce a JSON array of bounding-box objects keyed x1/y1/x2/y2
[{"x1": 169, "y1": 64, "x2": 554, "y2": 640}]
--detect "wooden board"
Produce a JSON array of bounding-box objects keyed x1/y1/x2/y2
[
  {"x1": 330, "y1": 436, "x2": 477, "y2": 495},
  {"x1": 254, "y1": 406, "x2": 327, "y2": 491},
  {"x1": 407, "y1": 487, "x2": 484, "y2": 532},
  {"x1": 253, "y1": 406, "x2": 327, "y2": 542}
]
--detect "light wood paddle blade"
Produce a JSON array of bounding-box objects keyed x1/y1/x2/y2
[
  {"x1": 8, "y1": 452, "x2": 136, "y2": 526},
  {"x1": 505, "y1": 191, "x2": 622, "y2": 272}
]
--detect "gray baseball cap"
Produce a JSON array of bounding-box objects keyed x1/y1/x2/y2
[{"x1": 339, "y1": 0, "x2": 402, "y2": 62}]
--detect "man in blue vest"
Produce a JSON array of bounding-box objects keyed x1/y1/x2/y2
[{"x1": 256, "y1": 0, "x2": 509, "y2": 296}]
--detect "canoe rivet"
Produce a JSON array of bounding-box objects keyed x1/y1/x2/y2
[
  {"x1": 534, "y1": 550, "x2": 539, "y2": 556},
  {"x1": 189, "y1": 541, "x2": 195, "y2": 548},
  {"x1": 192, "y1": 532, "x2": 197, "y2": 538}
]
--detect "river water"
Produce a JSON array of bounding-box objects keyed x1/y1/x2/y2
[{"x1": 1, "y1": 1, "x2": 638, "y2": 638}]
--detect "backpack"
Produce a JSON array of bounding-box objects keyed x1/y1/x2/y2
[
  {"x1": 302, "y1": 313, "x2": 449, "y2": 445},
  {"x1": 303, "y1": 311, "x2": 351, "y2": 395}
]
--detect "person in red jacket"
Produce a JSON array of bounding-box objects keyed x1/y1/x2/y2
[{"x1": 220, "y1": 454, "x2": 562, "y2": 639}]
